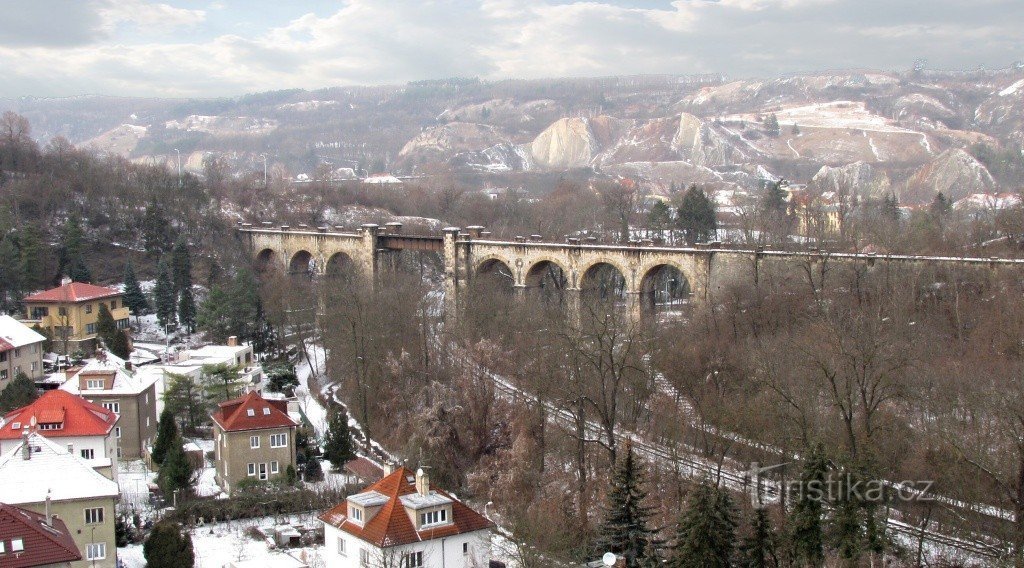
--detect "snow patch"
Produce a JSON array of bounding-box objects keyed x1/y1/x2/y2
[{"x1": 998, "y1": 78, "x2": 1024, "y2": 97}]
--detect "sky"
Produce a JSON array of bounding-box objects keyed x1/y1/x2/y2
[{"x1": 0, "y1": 0, "x2": 1021, "y2": 98}]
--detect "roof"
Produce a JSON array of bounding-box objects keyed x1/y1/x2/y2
[
  {"x1": 344, "y1": 457, "x2": 385, "y2": 483},
  {"x1": 22, "y1": 282, "x2": 121, "y2": 304},
  {"x1": 0, "y1": 433, "x2": 119, "y2": 504},
  {"x1": 61, "y1": 355, "x2": 160, "y2": 396},
  {"x1": 0, "y1": 390, "x2": 117, "y2": 441},
  {"x1": 0, "y1": 316, "x2": 45, "y2": 353},
  {"x1": 0, "y1": 503, "x2": 81, "y2": 567},
  {"x1": 212, "y1": 391, "x2": 297, "y2": 432},
  {"x1": 319, "y1": 467, "x2": 493, "y2": 548}
]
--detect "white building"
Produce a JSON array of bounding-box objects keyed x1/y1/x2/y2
[{"x1": 319, "y1": 467, "x2": 493, "y2": 568}]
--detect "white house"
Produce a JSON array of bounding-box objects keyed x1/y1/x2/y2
[{"x1": 319, "y1": 467, "x2": 493, "y2": 568}]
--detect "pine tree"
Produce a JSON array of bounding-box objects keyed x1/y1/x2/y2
[
  {"x1": 738, "y1": 508, "x2": 778, "y2": 568},
  {"x1": 96, "y1": 303, "x2": 117, "y2": 348},
  {"x1": 762, "y1": 180, "x2": 788, "y2": 215},
  {"x1": 68, "y1": 258, "x2": 91, "y2": 283},
  {"x1": 285, "y1": 464, "x2": 298, "y2": 485},
  {"x1": 178, "y1": 286, "x2": 196, "y2": 334},
  {"x1": 157, "y1": 435, "x2": 194, "y2": 497},
  {"x1": 143, "y1": 522, "x2": 194, "y2": 568},
  {"x1": 201, "y1": 363, "x2": 245, "y2": 403},
  {"x1": 171, "y1": 236, "x2": 193, "y2": 295},
  {"x1": 109, "y1": 330, "x2": 131, "y2": 360},
  {"x1": 153, "y1": 260, "x2": 176, "y2": 329},
  {"x1": 881, "y1": 193, "x2": 901, "y2": 223},
  {"x1": 929, "y1": 192, "x2": 951, "y2": 218},
  {"x1": 303, "y1": 455, "x2": 324, "y2": 482},
  {"x1": 122, "y1": 260, "x2": 149, "y2": 317},
  {"x1": 789, "y1": 444, "x2": 828, "y2": 567},
  {"x1": 17, "y1": 225, "x2": 44, "y2": 290},
  {"x1": 322, "y1": 409, "x2": 355, "y2": 469},
  {"x1": 670, "y1": 480, "x2": 737, "y2": 568},
  {"x1": 676, "y1": 185, "x2": 718, "y2": 244},
  {"x1": 765, "y1": 113, "x2": 780, "y2": 137},
  {"x1": 596, "y1": 442, "x2": 660, "y2": 568},
  {"x1": 164, "y1": 372, "x2": 207, "y2": 434},
  {"x1": 0, "y1": 237, "x2": 22, "y2": 311},
  {"x1": 791, "y1": 123, "x2": 801, "y2": 136},
  {"x1": 58, "y1": 214, "x2": 84, "y2": 278},
  {"x1": 152, "y1": 409, "x2": 179, "y2": 465},
  {"x1": 142, "y1": 203, "x2": 176, "y2": 257},
  {"x1": 0, "y1": 372, "x2": 38, "y2": 413}
]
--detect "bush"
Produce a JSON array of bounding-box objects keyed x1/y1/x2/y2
[
  {"x1": 165, "y1": 485, "x2": 347, "y2": 526},
  {"x1": 143, "y1": 522, "x2": 194, "y2": 568}
]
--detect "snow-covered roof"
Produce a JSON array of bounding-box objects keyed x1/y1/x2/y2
[
  {"x1": 60, "y1": 354, "x2": 160, "y2": 396},
  {"x1": 362, "y1": 174, "x2": 402, "y2": 184},
  {"x1": 0, "y1": 316, "x2": 45, "y2": 351},
  {"x1": 0, "y1": 433, "x2": 119, "y2": 504},
  {"x1": 348, "y1": 490, "x2": 389, "y2": 508}
]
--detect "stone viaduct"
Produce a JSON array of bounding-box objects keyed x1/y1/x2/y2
[{"x1": 237, "y1": 222, "x2": 1024, "y2": 322}]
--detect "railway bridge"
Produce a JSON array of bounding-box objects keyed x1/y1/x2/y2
[{"x1": 238, "y1": 222, "x2": 1024, "y2": 322}]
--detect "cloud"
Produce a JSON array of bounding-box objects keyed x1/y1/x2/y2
[{"x1": 0, "y1": 0, "x2": 1020, "y2": 97}]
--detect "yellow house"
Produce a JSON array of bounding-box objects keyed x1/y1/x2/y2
[{"x1": 22, "y1": 281, "x2": 130, "y2": 355}]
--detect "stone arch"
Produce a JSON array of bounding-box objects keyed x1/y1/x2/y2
[
  {"x1": 255, "y1": 248, "x2": 281, "y2": 273},
  {"x1": 324, "y1": 252, "x2": 355, "y2": 279},
  {"x1": 474, "y1": 257, "x2": 516, "y2": 295},
  {"x1": 289, "y1": 250, "x2": 314, "y2": 276},
  {"x1": 580, "y1": 261, "x2": 627, "y2": 302},
  {"x1": 639, "y1": 263, "x2": 692, "y2": 316},
  {"x1": 524, "y1": 258, "x2": 569, "y2": 305}
]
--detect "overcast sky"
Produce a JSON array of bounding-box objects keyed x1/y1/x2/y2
[{"x1": 0, "y1": 0, "x2": 1021, "y2": 98}]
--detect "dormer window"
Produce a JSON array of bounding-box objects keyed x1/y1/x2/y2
[
  {"x1": 262, "y1": 407, "x2": 270, "y2": 415},
  {"x1": 420, "y1": 509, "x2": 448, "y2": 526},
  {"x1": 86, "y1": 379, "x2": 104, "y2": 390},
  {"x1": 350, "y1": 506, "x2": 363, "y2": 523},
  {"x1": 11, "y1": 538, "x2": 22, "y2": 552},
  {"x1": 38, "y1": 422, "x2": 63, "y2": 430},
  {"x1": 246, "y1": 408, "x2": 255, "y2": 417}
]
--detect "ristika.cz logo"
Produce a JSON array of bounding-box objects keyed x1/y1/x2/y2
[{"x1": 744, "y1": 462, "x2": 934, "y2": 507}]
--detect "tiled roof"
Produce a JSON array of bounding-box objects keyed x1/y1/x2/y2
[
  {"x1": 23, "y1": 282, "x2": 120, "y2": 303},
  {"x1": 0, "y1": 390, "x2": 117, "y2": 441},
  {"x1": 344, "y1": 457, "x2": 385, "y2": 483},
  {"x1": 212, "y1": 391, "x2": 297, "y2": 432},
  {"x1": 0, "y1": 433, "x2": 119, "y2": 504},
  {"x1": 319, "y1": 467, "x2": 493, "y2": 547},
  {"x1": 0, "y1": 503, "x2": 81, "y2": 567},
  {"x1": 0, "y1": 316, "x2": 45, "y2": 353}
]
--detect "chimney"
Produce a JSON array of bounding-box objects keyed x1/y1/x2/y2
[
  {"x1": 227, "y1": 336, "x2": 238, "y2": 347},
  {"x1": 44, "y1": 490, "x2": 52, "y2": 527},
  {"x1": 20, "y1": 429, "x2": 30, "y2": 460},
  {"x1": 125, "y1": 361, "x2": 133, "y2": 371},
  {"x1": 415, "y1": 468, "x2": 430, "y2": 497},
  {"x1": 60, "y1": 276, "x2": 72, "y2": 286},
  {"x1": 382, "y1": 462, "x2": 393, "y2": 476}
]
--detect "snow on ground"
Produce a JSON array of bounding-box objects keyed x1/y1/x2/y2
[
  {"x1": 725, "y1": 101, "x2": 915, "y2": 133},
  {"x1": 119, "y1": 460, "x2": 157, "y2": 516},
  {"x1": 999, "y1": 78, "x2": 1024, "y2": 97},
  {"x1": 119, "y1": 514, "x2": 324, "y2": 568},
  {"x1": 295, "y1": 345, "x2": 329, "y2": 436}
]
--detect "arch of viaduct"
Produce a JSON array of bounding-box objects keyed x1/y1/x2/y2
[{"x1": 238, "y1": 222, "x2": 1024, "y2": 322}]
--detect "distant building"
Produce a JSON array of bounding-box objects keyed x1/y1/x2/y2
[
  {"x1": 0, "y1": 502, "x2": 82, "y2": 567},
  {"x1": 0, "y1": 432, "x2": 119, "y2": 568},
  {"x1": 0, "y1": 390, "x2": 119, "y2": 481},
  {"x1": 0, "y1": 315, "x2": 47, "y2": 381},
  {"x1": 60, "y1": 354, "x2": 158, "y2": 460},
  {"x1": 22, "y1": 282, "x2": 129, "y2": 355},
  {"x1": 319, "y1": 467, "x2": 493, "y2": 568},
  {"x1": 212, "y1": 391, "x2": 298, "y2": 494}
]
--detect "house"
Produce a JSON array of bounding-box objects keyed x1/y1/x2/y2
[
  {"x1": 0, "y1": 390, "x2": 119, "y2": 481},
  {"x1": 22, "y1": 281, "x2": 130, "y2": 355},
  {"x1": 0, "y1": 502, "x2": 82, "y2": 567},
  {"x1": 60, "y1": 354, "x2": 158, "y2": 461},
  {"x1": 319, "y1": 467, "x2": 493, "y2": 568},
  {"x1": 0, "y1": 315, "x2": 47, "y2": 382},
  {"x1": 212, "y1": 391, "x2": 298, "y2": 494},
  {"x1": 0, "y1": 432, "x2": 119, "y2": 568}
]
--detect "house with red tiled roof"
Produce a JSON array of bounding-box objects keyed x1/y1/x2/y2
[
  {"x1": 0, "y1": 502, "x2": 81, "y2": 567},
  {"x1": 22, "y1": 280, "x2": 130, "y2": 355},
  {"x1": 0, "y1": 390, "x2": 119, "y2": 482},
  {"x1": 319, "y1": 467, "x2": 493, "y2": 568},
  {"x1": 0, "y1": 315, "x2": 46, "y2": 383},
  {"x1": 213, "y1": 391, "x2": 298, "y2": 494}
]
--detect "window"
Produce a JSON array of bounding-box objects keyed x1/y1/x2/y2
[
  {"x1": 117, "y1": 318, "x2": 129, "y2": 330},
  {"x1": 0, "y1": 370, "x2": 7, "y2": 380},
  {"x1": 58, "y1": 307, "x2": 67, "y2": 316},
  {"x1": 117, "y1": 447, "x2": 122, "y2": 458},
  {"x1": 115, "y1": 427, "x2": 121, "y2": 438},
  {"x1": 86, "y1": 379, "x2": 104, "y2": 390},
  {"x1": 13, "y1": 348, "x2": 20, "y2": 358},
  {"x1": 337, "y1": 537, "x2": 347, "y2": 556},
  {"x1": 110, "y1": 300, "x2": 117, "y2": 309},
  {"x1": 86, "y1": 543, "x2": 106, "y2": 560},
  {"x1": 262, "y1": 407, "x2": 270, "y2": 415},
  {"x1": 0, "y1": 352, "x2": 6, "y2": 363},
  {"x1": 146, "y1": 417, "x2": 150, "y2": 427},
  {"x1": 81, "y1": 449, "x2": 95, "y2": 460},
  {"x1": 31, "y1": 344, "x2": 38, "y2": 353},
  {"x1": 86, "y1": 323, "x2": 97, "y2": 335},
  {"x1": 270, "y1": 461, "x2": 279, "y2": 474},
  {"x1": 250, "y1": 435, "x2": 260, "y2": 449},
  {"x1": 246, "y1": 408, "x2": 255, "y2": 416},
  {"x1": 101, "y1": 401, "x2": 120, "y2": 414},
  {"x1": 421, "y1": 509, "x2": 447, "y2": 526},
  {"x1": 30, "y1": 306, "x2": 48, "y2": 319},
  {"x1": 11, "y1": 538, "x2": 22, "y2": 552},
  {"x1": 402, "y1": 551, "x2": 424, "y2": 568},
  {"x1": 85, "y1": 303, "x2": 93, "y2": 314},
  {"x1": 30, "y1": 362, "x2": 37, "y2": 372},
  {"x1": 270, "y1": 433, "x2": 287, "y2": 448},
  {"x1": 0, "y1": 540, "x2": 5, "y2": 553},
  {"x1": 85, "y1": 507, "x2": 104, "y2": 524},
  {"x1": 463, "y1": 542, "x2": 469, "y2": 555},
  {"x1": 360, "y1": 549, "x2": 370, "y2": 567},
  {"x1": 247, "y1": 463, "x2": 256, "y2": 476},
  {"x1": 350, "y1": 507, "x2": 363, "y2": 522},
  {"x1": 38, "y1": 422, "x2": 62, "y2": 430},
  {"x1": 145, "y1": 393, "x2": 149, "y2": 404},
  {"x1": 258, "y1": 463, "x2": 268, "y2": 480}
]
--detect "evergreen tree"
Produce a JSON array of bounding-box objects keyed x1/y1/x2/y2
[
  {"x1": 676, "y1": 185, "x2": 718, "y2": 244},
  {"x1": 201, "y1": 363, "x2": 245, "y2": 403},
  {"x1": 929, "y1": 192, "x2": 951, "y2": 218},
  {"x1": 303, "y1": 455, "x2": 324, "y2": 482},
  {"x1": 178, "y1": 286, "x2": 196, "y2": 334},
  {"x1": 881, "y1": 193, "x2": 901, "y2": 223},
  {"x1": 266, "y1": 364, "x2": 299, "y2": 394},
  {"x1": 0, "y1": 372, "x2": 38, "y2": 413},
  {"x1": 596, "y1": 442, "x2": 661, "y2": 568},
  {"x1": 285, "y1": 464, "x2": 298, "y2": 485},
  {"x1": 57, "y1": 214, "x2": 84, "y2": 278},
  {"x1": 17, "y1": 225, "x2": 44, "y2": 290},
  {"x1": 157, "y1": 435, "x2": 194, "y2": 497},
  {"x1": 670, "y1": 480, "x2": 737, "y2": 568},
  {"x1": 322, "y1": 409, "x2": 356, "y2": 469},
  {"x1": 143, "y1": 522, "x2": 194, "y2": 568},
  {"x1": 171, "y1": 236, "x2": 193, "y2": 294},
  {"x1": 648, "y1": 201, "x2": 672, "y2": 233},
  {"x1": 115, "y1": 514, "x2": 135, "y2": 547},
  {"x1": 109, "y1": 330, "x2": 131, "y2": 360},
  {"x1": 738, "y1": 508, "x2": 778, "y2": 568},
  {"x1": 122, "y1": 260, "x2": 149, "y2": 317},
  {"x1": 762, "y1": 180, "x2": 788, "y2": 216},
  {"x1": 791, "y1": 123, "x2": 801, "y2": 136},
  {"x1": 152, "y1": 409, "x2": 179, "y2": 465},
  {"x1": 765, "y1": 113, "x2": 780, "y2": 137},
  {"x1": 0, "y1": 237, "x2": 22, "y2": 311},
  {"x1": 68, "y1": 258, "x2": 91, "y2": 283},
  {"x1": 164, "y1": 372, "x2": 207, "y2": 434},
  {"x1": 96, "y1": 303, "x2": 117, "y2": 348},
  {"x1": 789, "y1": 444, "x2": 829, "y2": 567},
  {"x1": 153, "y1": 260, "x2": 176, "y2": 329},
  {"x1": 197, "y1": 270, "x2": 259, "y2": 343},
  {"x1": 142, "y1": 203, "x2": 176, "y2": 257}
]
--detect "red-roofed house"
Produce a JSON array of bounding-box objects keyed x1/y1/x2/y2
[
  {"x1": 319, "y1": 467, "x2": 493, "y2": 568},
  {"x1": 213, "y1": 391, "x2": 298, "y2": 494},
  {"x1": 0, "y1": 390, "x2": 119, "y2": 481},
  {"x1": 0, "y1": 315, "x2": 46, "y2": 383},
  {"x1": 22, "y1": 281, "x2": 130, "y2": 355},
  {"x1": 0, "y1": 502, "x2": 82, "y2": 567}
]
